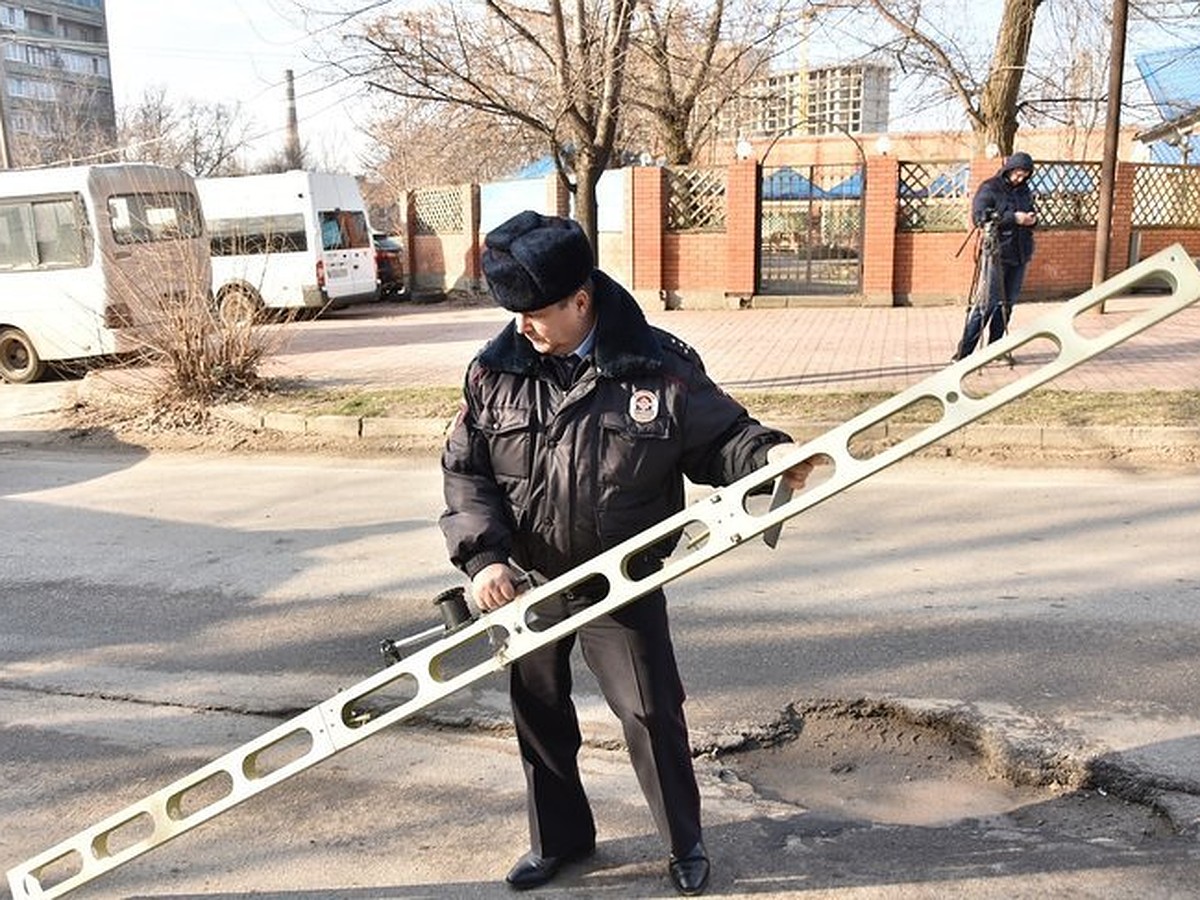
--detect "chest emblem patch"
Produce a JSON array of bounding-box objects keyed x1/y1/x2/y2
[{"x1": 629, "y1": 389, "x2": 659, "y2": 423}]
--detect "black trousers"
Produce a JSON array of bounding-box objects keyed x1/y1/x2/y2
[{"x1": 509, "y1": 588, "x2": 702, "y2": 857}]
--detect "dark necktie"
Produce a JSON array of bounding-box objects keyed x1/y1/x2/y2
[{"x1": 545, "y1": 353, "x2": 581, "y2": 389}]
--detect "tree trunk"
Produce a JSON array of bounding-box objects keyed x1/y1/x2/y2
[
  {"x1": 659, "y1": 110, "x2": 692, "y2": 165},
  {"x1": 976, "y1": 0, "x2": 1043, "y2": 156},
  {"x1": 573, "y1": 151, "x2": 602, "y2": 251}
]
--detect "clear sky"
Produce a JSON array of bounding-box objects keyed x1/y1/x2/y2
[
  {"x1": 104, "y1": 0, "x2": 373, "y2": 172},
  {"x1": 102, "y1": 1, "x2": 1196, "y2": 173}
]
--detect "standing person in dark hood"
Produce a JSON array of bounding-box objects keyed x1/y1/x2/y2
[
  {"x1": 439, "y1": 211, "x2": 812, "y2": 896},
  {"x1": 954, "y1": 151, "x2": 1039, "y2": 360}
]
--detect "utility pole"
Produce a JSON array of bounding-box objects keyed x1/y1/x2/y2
[{"x1": 1092, "y1": 0, "x2": 1129, "y2": 289}]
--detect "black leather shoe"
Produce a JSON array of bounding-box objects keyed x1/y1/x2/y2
[
  {"x1": 505, "y1": 845, "x2": 594, "y2": 891},
  {"x1": 668, "y1": 842, "x2": 710, "y2": 896}
]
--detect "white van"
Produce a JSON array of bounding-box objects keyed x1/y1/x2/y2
[
  {"x1": 197, "y1": 171, "x2": 379, "y2": 321},
  {"x1": 0, "y1": 163, "x2": 210, "y2": 383}
]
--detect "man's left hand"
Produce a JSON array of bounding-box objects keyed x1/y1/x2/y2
[{"x1": 767, "y1": 443, "x2": 814, "y2": 490}]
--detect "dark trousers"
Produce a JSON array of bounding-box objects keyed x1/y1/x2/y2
[
  {"x1": 509, "y1": 588, "x2": 702, "y2": 857},
  {"x1": 958, "y1": 260, "x2": 1028, "y2": 357}
]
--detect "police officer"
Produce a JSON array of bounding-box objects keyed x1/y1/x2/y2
[{"x1": 439, "y1": 211, "x2": 811, "y2": 895}]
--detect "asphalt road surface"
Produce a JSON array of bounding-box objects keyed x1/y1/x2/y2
[{"x1": 4, "y1": 446, "x2": 1200, "y2": 898}]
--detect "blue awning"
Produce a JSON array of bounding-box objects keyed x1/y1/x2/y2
[
  {"x1": 762, "y1": 167, "x2": 828, "y2": 200},
  {"x1": 824, "y1": 169, "x2": 864, "y2": 199}
]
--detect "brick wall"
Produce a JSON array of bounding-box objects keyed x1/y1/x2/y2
[
  {"x1": 1025, "y1": 230, "x2": 1098, "y2": 299},
  {"x1": 723, "y1": 160, "x2": 758, "y2": 299},
  {"x1": 861, "y1": 155, "x2": 898, "y2": 305},
  {"x1": 1136, "y1": 228, "x2": 1200, "y2": 259},
  {"x1": 663, "y1": 233, "x2": 727, "y2": 290},
  {"x1": 405, "y1": 159, "x2": 1200, "y2": 307},
  {"x1": 891, "y1": 232, "x2": 977, "y2": 305}
]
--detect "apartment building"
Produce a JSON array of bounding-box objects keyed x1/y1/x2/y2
[{"x1": 0, "y1": 0, "x2": 115, "y2": 167}]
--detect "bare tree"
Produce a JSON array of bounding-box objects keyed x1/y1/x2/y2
[
  {"x1": 364, "y1": 95, "x2": 545, "y2": 191},
  {"x1": 320, "y1": 0, "x2": 636, "y2": 244},
  {"x1": 860, "y1": 0, "x2": 1044, "y2": 156},
  {"x1": 624, "y1": 0, "x2": 795, "y2": 164},
  {"x1": 1016, "y1": 0, "x2": 1109, "y2": 156},
  {"x1": 820, "y1": 0, "x2": 1199, "y2": 157},
  {"x1": 116, "y1": 87, "x2": 253, "y2": 177}
]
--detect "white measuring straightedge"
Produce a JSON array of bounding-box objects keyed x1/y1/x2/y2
[{"x1": 9, "y1": 245, "x2": 1200, "y2": 899}]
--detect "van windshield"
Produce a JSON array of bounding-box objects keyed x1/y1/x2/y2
[{"x1": 108, "y1": 191, "x2": 204, "y2": 245}]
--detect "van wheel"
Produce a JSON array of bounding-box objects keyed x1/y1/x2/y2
[
  {"x1": 219, "y1": 288, "x2": 262, "y2": 327},
  {"x1": 0, "y1": 327, "x2": 45, "y2": 384}
]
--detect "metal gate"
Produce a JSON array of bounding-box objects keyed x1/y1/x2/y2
[{"x1": 759, "y1": 163, "x2": 864, "y2": 295}]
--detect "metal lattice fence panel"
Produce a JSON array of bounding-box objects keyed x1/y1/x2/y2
[
  {"x1": 1133, "y1": 164, "x2": 1200, "y2": 228},
  {"x1": 412, "y1": 188, "x2": 465, "y2": 235},
  {"x1": 665, "y1": 167, "x2": 727, "y2": 232},
  {"x1": 1031, "y1": 161, "x2": 1100, "y2": 228},
  {"x1": 897, "y1": 160, "x2": 970, "y2": 232}
]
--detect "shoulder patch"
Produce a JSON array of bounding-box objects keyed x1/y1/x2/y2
[{"x1": 655, "y1": 328, "x2": 703, "y2": 366}]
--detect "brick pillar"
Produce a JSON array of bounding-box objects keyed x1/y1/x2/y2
[
  {"x1": 630, "y1": 166, "x2": 664, "y2": 308},
  {"x1": 724, "y1": 159, "x2": 759, "y2": 299},
  {"x1": 968, "y1": 156, "x2": 994, "y2": 198},
  {"x1": 861, "y1": 154, "x2": 899, "y2": 306},
  {"x1": 1108, "y1": 161, "x2": 1136, "y2": 275},
  {"x1": 547, "y1": 173, "x2": 571, "y2": 217}
]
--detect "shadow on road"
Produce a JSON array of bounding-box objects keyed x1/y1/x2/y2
[{"x1": 0, "y1": 429, "x2": 149, "y2": 496}]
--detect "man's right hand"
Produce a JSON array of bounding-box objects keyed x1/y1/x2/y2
[{"x1": 472, "y1": 562, "x2": 524, "y2": 611}]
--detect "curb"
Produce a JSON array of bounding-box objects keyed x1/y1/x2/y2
[{"x1": 213, "y1": 405, "x2": 1200, "y2": 456}]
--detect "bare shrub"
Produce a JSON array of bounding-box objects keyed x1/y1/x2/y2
[{"x1": 97, "y1": 239, "x2": 289, "y2": 428}]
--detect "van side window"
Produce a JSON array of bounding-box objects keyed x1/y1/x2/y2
[
  {"x1": 209, "y1": 213, "x2": 307, "y2": 256},
  {"x1": 0, "y1": 195, "x2": 89, "y2": 270},
  {"x1": 109, "y1": 191, "x2": 204, "y2": 244},
  {"x1": 319, "y1": 210, "x2": 370, "y2": 250}
]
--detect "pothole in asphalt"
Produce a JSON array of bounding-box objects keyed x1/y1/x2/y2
[
  {"x1": 719, "y1": 700, "x2": 1044, "y2": 826},
  {"x1": 712, "y1": 699, "x2": 1175, "y2": 840}
]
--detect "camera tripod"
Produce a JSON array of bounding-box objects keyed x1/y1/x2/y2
[{"x1": 954, "y1": 216, "x2": 1013, "y2": 363}]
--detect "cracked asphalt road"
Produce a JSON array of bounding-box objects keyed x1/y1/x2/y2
[{"x1": 4, "y1": 449, "x2": 1200, "y2": 897}]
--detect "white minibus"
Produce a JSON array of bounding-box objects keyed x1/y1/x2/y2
[
  {"x1": 0, "y1": 163, "x2": 210, "y2": 383},
  {"x1": 196, "y1": 171, "x2": 379, "y2": 321}
]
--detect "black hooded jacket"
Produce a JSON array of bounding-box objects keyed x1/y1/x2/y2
[
  {"x1": 972, "y1": 153, "x2": 1038, "y2": 266},
  {"x1": 440, "y1": 270, "x2": 791, "y2": 581}
]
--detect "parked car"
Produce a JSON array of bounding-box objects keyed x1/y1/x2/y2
[{"x1": 373, "y1": 233, "x2": 407, "y2": 299}]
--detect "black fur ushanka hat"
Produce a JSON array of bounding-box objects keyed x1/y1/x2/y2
[{"x1": 482, "y1": 211, "x2": 595, "y2": 312}]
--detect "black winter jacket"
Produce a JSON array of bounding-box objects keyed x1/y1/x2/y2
[
  {"x1": 972, "y1": 157, "x2": 1038, "y2": 267},
  {"x1": 440, "y1": 271, "x2": 791, "y2": 581}
]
